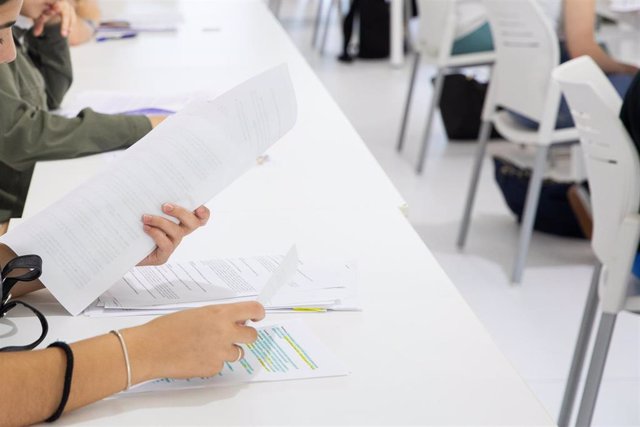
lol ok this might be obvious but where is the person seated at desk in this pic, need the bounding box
[0,0,165,223]
[0,2,264,424]
[0,202,264,426]
[450,0,493,56]
[509,0,639,128]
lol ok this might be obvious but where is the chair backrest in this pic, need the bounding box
[553,56,640,264]
[482,0,560,124]
[416,0,457,59]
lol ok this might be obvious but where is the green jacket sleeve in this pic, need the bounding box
[22,24,73,110]
[0,81,152,171]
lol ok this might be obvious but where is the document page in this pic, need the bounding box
[1,65,297,315]
[59,91,198,117]
[128,319,349,394]
[101,246,298,308]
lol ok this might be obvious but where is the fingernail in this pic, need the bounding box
[143,224,151,232]
[163,203,174,212]
[142,214,152,223]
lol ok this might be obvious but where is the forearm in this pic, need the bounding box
[564,0,638,74]
[0,244,44,298]
[0,94,152,171]
[68,19,96,46]
[0,333,128,426]
[75,0,101,23]
[24,24,73,109]
[567,39,637,74]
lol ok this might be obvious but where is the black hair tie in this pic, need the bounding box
[45,342,74,423]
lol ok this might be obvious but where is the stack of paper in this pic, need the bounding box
[609,0,640,12]
[99,11,184,33]
[84,246,359,317]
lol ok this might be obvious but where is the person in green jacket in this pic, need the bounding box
[0,0,165,221]
[0,3,264,424]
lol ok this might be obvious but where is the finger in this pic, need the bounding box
[142,224,174,263]
[194,206,210,225]
[233,324,259,344]
[33,16,46,36]
[58,3,71,36]
[230,301,266,323]
[162,203,201,233]
[143,214,183,244]
[33,7,55,36]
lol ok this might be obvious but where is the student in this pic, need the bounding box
[0,0,165,222]
[511,0,639,128]
[0,1,264,424]
[451,1,493,55]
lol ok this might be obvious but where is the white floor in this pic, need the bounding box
[275,1,640,425]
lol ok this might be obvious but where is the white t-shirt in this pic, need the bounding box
[455,0,564,39]
[537,0,564,34]
[455,0,488,38]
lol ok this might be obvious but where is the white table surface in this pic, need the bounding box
[5,0,553,424]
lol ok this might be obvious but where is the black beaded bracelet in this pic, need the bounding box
[45,342,74,423]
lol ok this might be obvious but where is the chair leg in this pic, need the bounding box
[274,0,282,17]
[320,0,337,54]
[557,262,602,427]
[312,0,324,48]
[269,0,282,17]
[575,312,617,427]
[456,120,493,249]
[415,68,447,174]
[397,52,422,153]
[510,145,549,285]
[403,0,414,52]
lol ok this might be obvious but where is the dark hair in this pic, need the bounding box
[0,0,10,6]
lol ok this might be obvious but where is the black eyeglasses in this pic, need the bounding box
[0,255,48,352]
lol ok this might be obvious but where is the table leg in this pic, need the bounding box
[390,0,403,67]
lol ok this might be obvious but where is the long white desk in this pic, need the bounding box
[3,0,553,424]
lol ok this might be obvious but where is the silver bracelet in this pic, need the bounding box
[110,329,132,391]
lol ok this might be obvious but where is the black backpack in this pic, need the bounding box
[339,0,390,61]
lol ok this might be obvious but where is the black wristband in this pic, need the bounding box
[45,342,74,423]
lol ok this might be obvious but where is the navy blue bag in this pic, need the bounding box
[493,156,587,238]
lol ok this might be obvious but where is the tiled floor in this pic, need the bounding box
[276,1,640,425]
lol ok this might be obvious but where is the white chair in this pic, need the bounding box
[554,56,640,427]
[312,0,344,54]
[396,0,495,174]
[456,0,579,284]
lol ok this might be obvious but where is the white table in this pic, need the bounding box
[3,0,553,424]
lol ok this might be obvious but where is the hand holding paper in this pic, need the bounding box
[0,65,297,315]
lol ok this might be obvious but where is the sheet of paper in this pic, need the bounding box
[83,259,359,317]
[127,319,349,394]
[101,246,298,308]
[257,245,298,305]
[99,11,183,32]
[609,0,640,12]
[1,65,297,315]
